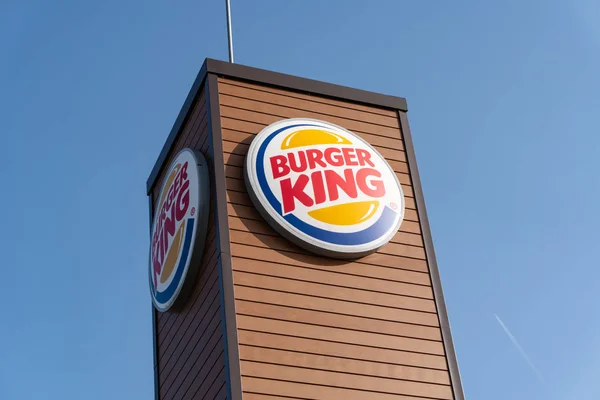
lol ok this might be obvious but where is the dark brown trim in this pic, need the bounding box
[204,58,407,111]
[206,73,243,400]
[151,307,159,400]
[146,58,407,194]
[148,195,160,400]
[398,111,465,400]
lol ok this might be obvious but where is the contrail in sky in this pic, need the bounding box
[494,313,547,386]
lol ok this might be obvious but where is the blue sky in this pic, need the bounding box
[1,0,599,399]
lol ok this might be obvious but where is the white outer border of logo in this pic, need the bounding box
[244,118,405,259]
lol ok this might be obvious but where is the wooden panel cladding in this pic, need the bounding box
[216,78,453,399]
[239,346,450,385]
[238,331,448,371]
[235,301,440,341]
[151,85,227,400]
[218,78,400,120]
[242,362,452,399]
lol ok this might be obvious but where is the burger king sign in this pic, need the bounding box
[245,118,405,259]
[149,148,210,312]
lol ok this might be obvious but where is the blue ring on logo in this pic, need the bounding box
[151,218,195,305]
[255,124,398,246]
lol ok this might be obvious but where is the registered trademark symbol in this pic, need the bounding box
[390,202,398,210]
[191,207,196,216]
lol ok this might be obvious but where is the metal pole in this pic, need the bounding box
[225,0,234,63]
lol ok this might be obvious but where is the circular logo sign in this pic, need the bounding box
[149,148,210,312]
[245,118,405,259]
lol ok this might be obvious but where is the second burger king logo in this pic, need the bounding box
[245,118,405,259]
[149,148,210,312]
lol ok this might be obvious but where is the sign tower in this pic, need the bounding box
[146,59,464,400]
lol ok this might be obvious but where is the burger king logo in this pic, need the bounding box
[245,118,405,259]
[149,148,210,312]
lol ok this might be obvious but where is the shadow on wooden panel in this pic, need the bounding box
[222,141,351,268]
[229,200,352,268]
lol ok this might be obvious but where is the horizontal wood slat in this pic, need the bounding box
[230,227,426,261]
[242,377,433,400]
[233,263,433,300]
[232,252,430,286]
[237,315,445,355]
[241,361,453,399]
[219,97,402,140]
[219,77,399,118]
[230,242,429,273]
[234,280,437,315]
[221,121,403,153]
[239,345,450,385]
[235,300,441,338]
[243,394,305,400]
[233,273,436,315]
[218,81,401,129]
[238,331,448,370]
